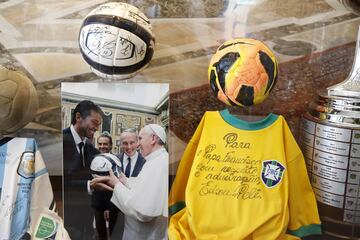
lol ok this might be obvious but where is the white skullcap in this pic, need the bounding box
[146,124,166,144]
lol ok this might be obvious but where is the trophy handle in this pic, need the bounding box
[328,26,360,97]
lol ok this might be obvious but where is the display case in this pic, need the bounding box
[1,0,360,239]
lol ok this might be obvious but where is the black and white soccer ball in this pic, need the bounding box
[90,153,122,177]
[79,2,155,80]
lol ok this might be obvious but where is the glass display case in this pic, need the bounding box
[1,0,360,239]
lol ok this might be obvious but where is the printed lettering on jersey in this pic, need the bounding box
[261,160,285,188]
[17,151,35,179]
[35,216,58,239]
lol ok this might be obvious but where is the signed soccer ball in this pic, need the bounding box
[79,2,155,80]
[90,153,122,177]
[0,66,38,134]
[208,38,278,107]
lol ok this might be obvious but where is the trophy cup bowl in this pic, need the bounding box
[300,26,360,239]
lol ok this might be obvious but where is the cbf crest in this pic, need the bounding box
[17,151,35,178]
[261,160,285,188]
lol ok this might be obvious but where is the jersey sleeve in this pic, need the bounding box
[29,139,71,239]
[168,113,206,216]
[31,140,55,212]
[283,120,322,238]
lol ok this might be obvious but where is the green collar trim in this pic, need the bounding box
[169,201,186,216]
[287,224,322,237]
[219,109,278,130]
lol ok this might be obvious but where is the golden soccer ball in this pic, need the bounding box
[0,66,38,134]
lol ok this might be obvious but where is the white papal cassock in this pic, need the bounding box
[111,147,168,240]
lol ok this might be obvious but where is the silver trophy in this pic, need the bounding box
[300,27,360,239]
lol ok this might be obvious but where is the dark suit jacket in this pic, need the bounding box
[117,151,146,177]
[91,151,146,210]
[63,127,100,239]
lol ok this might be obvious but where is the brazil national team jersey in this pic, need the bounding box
[0,137,70,240]
[169,110,321,240]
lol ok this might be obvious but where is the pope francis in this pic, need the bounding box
[91,124,168,240]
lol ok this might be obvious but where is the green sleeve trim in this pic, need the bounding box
[287,224,322,238]
[169,201,186,216]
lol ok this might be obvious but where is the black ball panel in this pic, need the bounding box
[209,69,219,96]
[213,52,240,92]
[259,51,276,94]
[236,85,254,106]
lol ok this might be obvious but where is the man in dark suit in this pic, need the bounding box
[117,128,146,178]
[97,133,112,154]
[92,128,145,240]
[116,128,146,238]
[63,100,103,239]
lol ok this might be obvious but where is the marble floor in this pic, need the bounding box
[0,0,357,175]
[1,0,360,238]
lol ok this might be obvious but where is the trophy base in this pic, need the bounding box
[300,92,360,239]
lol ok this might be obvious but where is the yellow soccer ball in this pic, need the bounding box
[208,38,279,107]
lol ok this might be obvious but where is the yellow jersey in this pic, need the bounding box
[169,110,321,240]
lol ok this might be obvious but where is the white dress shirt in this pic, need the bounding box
[70,125,93,194]
[70,124,86,153]
[122,151,139,177]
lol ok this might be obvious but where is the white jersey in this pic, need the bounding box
[0,138,70,240]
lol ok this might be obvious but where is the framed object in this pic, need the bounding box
[116,114,141,132]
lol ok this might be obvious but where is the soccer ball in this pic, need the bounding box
[0,66,38,134]
[90,153,122,177]
[79,2,155,80]
[208,38,278,107]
